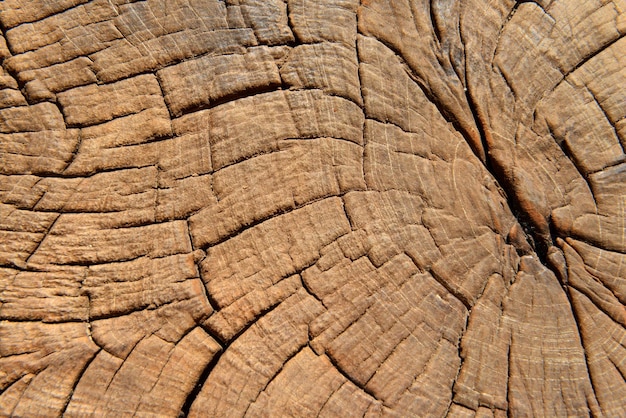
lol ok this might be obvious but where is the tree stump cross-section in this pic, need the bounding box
[0,0,625,416]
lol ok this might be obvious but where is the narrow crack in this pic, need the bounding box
[177,343,222,417]
[323,351,380,402]
[285,0,302,46]
[171,83,282,119]
[428,0,443,47]
[179,295,292,416]
[138,338,177,406]
[492,0,550,69]
[363,332,412,388]
[242,344,308,417]
[531,33,626,121]
[23,212,61,266]
[389,46,487,165]
[500,334,513,418]
[565,279,626,331]
[506,333,513,418]
[315,380,342,418]
[607,353,626,384]
[21,164,159,180]
[6,371,37,417]
[211,133,361,174]
[564,286,603,417]
[426,266,472,310]
[0,0,101,32]
[194,258,221,315]
[562,33,625,82]
[448,309,472,411]
[587,86,626,155]
[61,129,83,174]
[197,193,357,250]
[546,122,598,210]
[300,273,329,311]
[58,347,101,416]
[154,71,176,121]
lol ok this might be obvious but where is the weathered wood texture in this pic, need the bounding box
[0,0,625,416]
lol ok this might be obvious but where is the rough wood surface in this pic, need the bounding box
[0,0,625,416]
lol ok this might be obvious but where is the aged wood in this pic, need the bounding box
[1,0,625,416]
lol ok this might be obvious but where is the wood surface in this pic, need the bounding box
[0,0,625,416]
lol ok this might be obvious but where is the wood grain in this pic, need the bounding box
[1,0,624,416]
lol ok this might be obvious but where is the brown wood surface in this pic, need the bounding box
[0,0,625,416]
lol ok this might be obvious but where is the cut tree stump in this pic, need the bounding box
[0,0,625,416]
